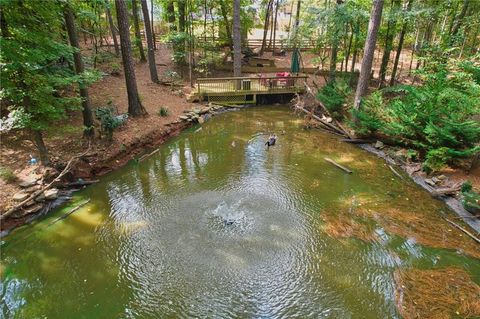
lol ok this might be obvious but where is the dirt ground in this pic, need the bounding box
[0,44,197,213]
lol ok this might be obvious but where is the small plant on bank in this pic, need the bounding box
[0,166,17,183]
[158,106,169,117]
[95,105,127,141]
[461,181,480,215]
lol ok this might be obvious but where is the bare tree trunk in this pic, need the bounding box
[328,0,343,83]
[272,0,279,55]
[115,0,146,116]
[233,0,242,78]
[349,19,360,86]
[64,5,95,138]
[345,23,353,72]
[268,1,275,48]
[105,0,120,56]
[353,0,384,113]
[140,0,159,83]
[260,0,274,55]
[33,130,49,166]
[379,0,400,87]
[132,0,146,62]
[390,0,413,86]
[151,0,156,50]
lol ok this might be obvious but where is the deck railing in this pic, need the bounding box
[197,75,308,95]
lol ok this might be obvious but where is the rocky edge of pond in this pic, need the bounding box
[0,103,237,235]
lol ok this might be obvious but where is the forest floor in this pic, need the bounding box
[1,43,478,227]
[0,44,198,216]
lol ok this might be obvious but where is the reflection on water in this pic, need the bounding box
[1,106,479,318]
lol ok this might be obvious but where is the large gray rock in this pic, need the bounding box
[19,177,38,188]
[44,188,59,200]
[13,192,29,202]
[374,140,384,149]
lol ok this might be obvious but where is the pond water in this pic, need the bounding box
[1,106,479,318]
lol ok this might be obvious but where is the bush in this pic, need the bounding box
[354,60,480,172]
[0,166,17,183]
[95,106,126,141]
[317,80,351,119]
[158,106,169,117]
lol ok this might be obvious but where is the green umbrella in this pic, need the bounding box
[291,48,300,74]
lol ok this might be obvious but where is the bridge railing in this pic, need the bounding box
[197,75,308,95]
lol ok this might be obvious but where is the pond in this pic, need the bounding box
[1,106,479,318]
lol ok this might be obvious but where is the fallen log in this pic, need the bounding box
[295,106,348,137]
[341,138,372,144]
[1,143,91,221]
[445,218,480,244]
[47,199,91,227]
[325,157,352,174]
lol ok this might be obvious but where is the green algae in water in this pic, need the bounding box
[1,106,479,318]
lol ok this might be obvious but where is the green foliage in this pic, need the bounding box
[461,181,473,193]
[158,106,169,117]
[317,80,351,119]
[0,166,17,183]
[354,60,480,172]
[95,105,126,141]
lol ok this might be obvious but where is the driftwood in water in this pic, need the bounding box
[445,218,480,244]
[431,185,462,197]
[341,138,372,144]
[296,105,348,137]
[388,165,404,180]
[47,199,91,227]
[325,157,352,174]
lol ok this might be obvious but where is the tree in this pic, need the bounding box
[64,3,95,138]
[105,0,120,56]
[378,0,400,87]
[140,0,159,83]
[390,0,413,86]
[131,0,146,62]
[328,0,345,83]
[353,0,384,112]
[233,0,242,77]
[260,0,274,55]
[115,0,146,116]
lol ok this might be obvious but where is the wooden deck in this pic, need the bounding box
[195,75,308,104]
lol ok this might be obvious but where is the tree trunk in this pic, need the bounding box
[178,0,186,33]
[233,0,242,78]
[64,5,95,138]
[390,0,413,86]
[115,0,146,116]
[151,0,156,50]
[166,0,176,31]
[33,130,49,166]
[260,0,274,55]
[353,0,384,113]
[272,0,279,55]
[328,1,343,83]
[140,0,159,83]
[349,19,360,86]
[132,0,146,62]
[345,23,354,72]
[105,0,120,56]
[450,0,469,45]
[379,0,400,87]
[219,0,232,49]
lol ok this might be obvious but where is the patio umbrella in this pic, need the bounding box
[291,48,300,74]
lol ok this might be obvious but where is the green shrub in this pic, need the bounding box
[354,60,480,172]
[0,166,17,183]
[95,106,126,141]
[461,181,473,193]
[317,80,351,119]
[158,106,169,117]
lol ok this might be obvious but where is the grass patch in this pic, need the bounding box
[158,106,169,117]
[0,166,17,183]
